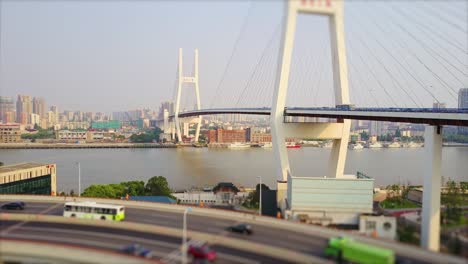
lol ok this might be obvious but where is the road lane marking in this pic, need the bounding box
[16,226,179,250]
[0,213,330,264]
[0,203,62,235]
[216,253,261,264]
[2,233,170,259]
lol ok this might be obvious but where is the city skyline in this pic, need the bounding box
[0,1,466,112]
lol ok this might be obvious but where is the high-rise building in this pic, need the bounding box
[458,88,468,135]
[32,97,46,118]
[159,101,174,119]
[16,95,33,124]
[369,121,383,137]
[0,96,15,123]
[30,113,41,126]
[50,106,59,124]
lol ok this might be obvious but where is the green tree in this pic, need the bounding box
[360,131,369,141]
[121,181,145,196]
[244,184,270,208]
[145,176,174,197]
[442,179,463,224]
[0,162,3,166]
[81,184,120,198]
[395,128,401,138]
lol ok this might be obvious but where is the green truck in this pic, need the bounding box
[325,237,395,264]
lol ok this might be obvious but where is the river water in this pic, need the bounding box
[1,147,467,193]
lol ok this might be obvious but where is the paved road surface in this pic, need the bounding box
[0,200,449,264]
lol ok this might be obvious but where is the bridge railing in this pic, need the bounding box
[288,107,468,113]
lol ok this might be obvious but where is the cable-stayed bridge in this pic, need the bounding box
[157,0,467,253]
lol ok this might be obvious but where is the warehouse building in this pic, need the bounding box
[0,163,57,195]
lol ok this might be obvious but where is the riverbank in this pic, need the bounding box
[0,143,178,149]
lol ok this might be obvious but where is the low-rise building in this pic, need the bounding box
[0,163,57,195]
[208,129,246,143]
[285,176,374,225]
[359,215,397,240]
[57,130,104,141]
[0,123,22,143]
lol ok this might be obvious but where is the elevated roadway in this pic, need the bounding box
[168,107,468,126]
[1,196,466,264]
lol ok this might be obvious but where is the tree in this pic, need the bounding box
[145,176,173,197]
[121,181,145,196]
[395,128,401,138]
[360,131,369,141]
[443,179,462,223]
[244,184,270,208]
[82,184,118,198]
[0,162,3,166]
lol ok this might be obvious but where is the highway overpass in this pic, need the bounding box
[0,195,466,264]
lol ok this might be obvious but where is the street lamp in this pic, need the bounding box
[182,207,192,264]
[76,162,81,197]
[257,176,262,216]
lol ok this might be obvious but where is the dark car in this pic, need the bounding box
[188,244,217,261]
[1,202,25,210]
[226,223,252,235]
[120,244,152,258]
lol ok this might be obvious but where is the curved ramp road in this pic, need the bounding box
[0,196,466,264]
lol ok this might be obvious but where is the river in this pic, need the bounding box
[1,147,467,193]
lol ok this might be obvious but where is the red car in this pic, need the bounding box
[188,244,217,262]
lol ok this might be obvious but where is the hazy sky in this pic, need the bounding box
[0,0,467,113]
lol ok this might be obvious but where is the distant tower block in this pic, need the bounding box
[174,48,202,143]
[271,0,351,204]
[163,109,169,132]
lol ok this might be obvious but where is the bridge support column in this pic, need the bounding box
[270,1,352,213]
[328,119,350,178]
[421,125,442,251]
[174,48,202,143]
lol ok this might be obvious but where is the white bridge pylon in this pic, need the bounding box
[271,0,351,200]
[174,48,202,143]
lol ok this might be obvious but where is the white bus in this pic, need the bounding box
[63,201,125,221]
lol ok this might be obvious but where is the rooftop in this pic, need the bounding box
[0,163,53,174]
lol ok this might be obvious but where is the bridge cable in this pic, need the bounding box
[347,50,380,107]
[249,38,278,108]
[384,5,460,99]
[247,26,280,108]
[347,25,417,107]
[209,2,253,109]
[418,2,468,36]
[432,1,468,21]
[364,6,457,103]
[346,37,399,107]
[351,7,440,105]
[391,5,468,82]
[307,39,327,106]
[235,23,281,108]
[312,47,328,106]
[388,5,467,55]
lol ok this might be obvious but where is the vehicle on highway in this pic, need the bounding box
[324,237,394,264]
[63,201,125,221]
[120,244,152,258]
[1,201,25,210]
[226,223,252,235]
[188,244,217,262]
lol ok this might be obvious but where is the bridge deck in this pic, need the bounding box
[167,107,468,126]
